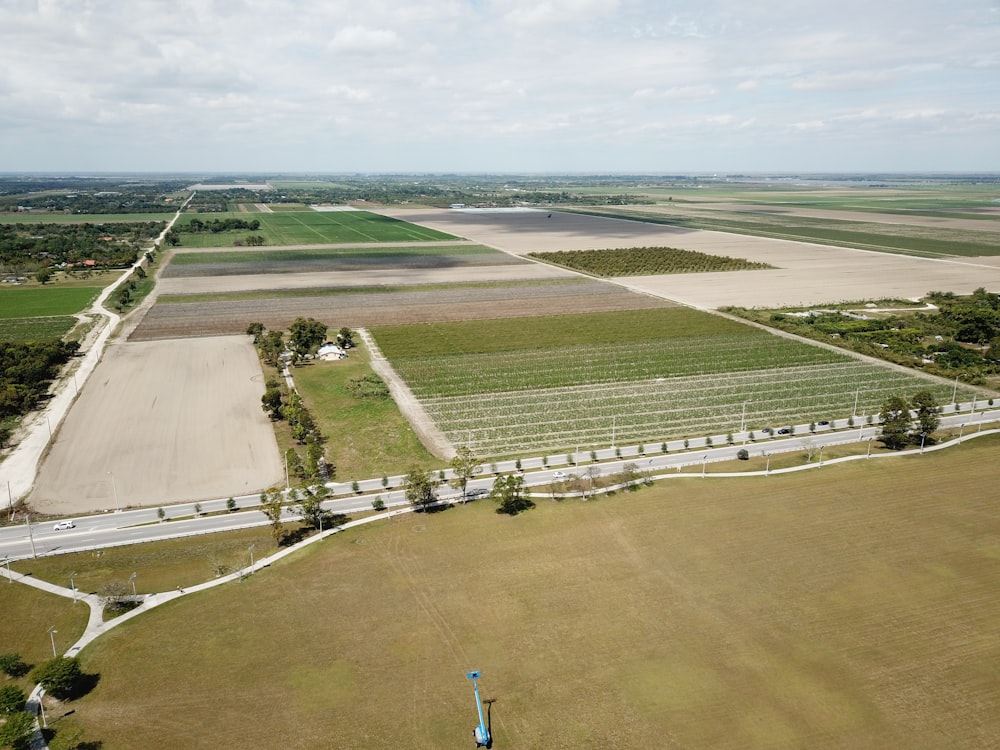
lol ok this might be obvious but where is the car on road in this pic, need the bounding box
[552,470,567,479]
[53,520,76,531]
[465,488,488,500]
[777,427,791,435]
[817,420,830,426]
[761,427,772,434]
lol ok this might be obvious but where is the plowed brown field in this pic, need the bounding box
[129,280,674,340]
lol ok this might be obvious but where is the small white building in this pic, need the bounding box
[316,343,347,361]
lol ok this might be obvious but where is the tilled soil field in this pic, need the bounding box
[130,280,674,340]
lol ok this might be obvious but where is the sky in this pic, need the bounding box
[1,0,999,174]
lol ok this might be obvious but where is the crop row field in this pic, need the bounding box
[372,308,972,456]
[164,244,520,277]
[130,279,672,340]
[0,315,78,342]
[173,208,456,247]
[528,246,774,276]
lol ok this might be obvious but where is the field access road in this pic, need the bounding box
[1,407,996,563]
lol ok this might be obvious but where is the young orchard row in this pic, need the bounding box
[420,364,963,456]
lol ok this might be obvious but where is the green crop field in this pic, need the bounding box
[173,209,457,247]
[372,308,973,455]
[164,244,516,277]
[0,315,77,342]
[0,286,100,318]
[528,246,774,276]
[12,436,998,749]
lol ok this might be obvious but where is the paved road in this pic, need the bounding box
[2,407,996,562]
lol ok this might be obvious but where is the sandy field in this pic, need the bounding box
[29,336,282,514]
[374,208,1000,308]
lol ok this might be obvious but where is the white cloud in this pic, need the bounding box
[0,0,996,171]
[327,25,402,53]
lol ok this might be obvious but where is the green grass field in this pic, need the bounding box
[9,435,997,749]
[371,308,970,455]
[287,343,437,480]
[0,286,100,318]
[173,209,457,247]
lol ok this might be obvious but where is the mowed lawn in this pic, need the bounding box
[286,345,437,480]
[173,209,457,247]
[54,436,1000,749]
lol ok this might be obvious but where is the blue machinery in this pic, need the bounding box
[466,670,491,747]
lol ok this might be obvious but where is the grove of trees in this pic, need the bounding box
[880,390,942,450]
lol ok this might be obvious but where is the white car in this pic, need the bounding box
[53,520,76,531]
[552,470,567,479]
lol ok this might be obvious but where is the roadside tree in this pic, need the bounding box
[260,489,285,544]
[879,395,912,450]
[910,390,941,442]
[491,475,533,515]
[404,467,437,510]
[449,445,481,501]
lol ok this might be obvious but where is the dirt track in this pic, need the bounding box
[29,336,282,514]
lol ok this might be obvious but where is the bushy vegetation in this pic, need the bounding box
[0,653,29,678]
[726,289,1000,387]
[31,657,82,699]
[180,217,261,234]
[528,246,773,276]
[0,340,79,420]
[0,221,163,273]
[346,373,389,399]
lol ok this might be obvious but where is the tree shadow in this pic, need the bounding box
[67,671,101,700]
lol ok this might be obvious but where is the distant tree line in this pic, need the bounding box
[0,177,188,214]
[180,217,261,234]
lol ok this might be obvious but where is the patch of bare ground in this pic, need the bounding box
[28,336,282,514]
[661,202,1000,232]
[373,208,1000,309]
[130,281,673,340]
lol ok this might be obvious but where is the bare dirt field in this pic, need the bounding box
[29,336,282,514]
[374,208,1000,308]
[130,279,672,340]
[155,261,568,295]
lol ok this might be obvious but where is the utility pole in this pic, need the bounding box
[26,514,37,559]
